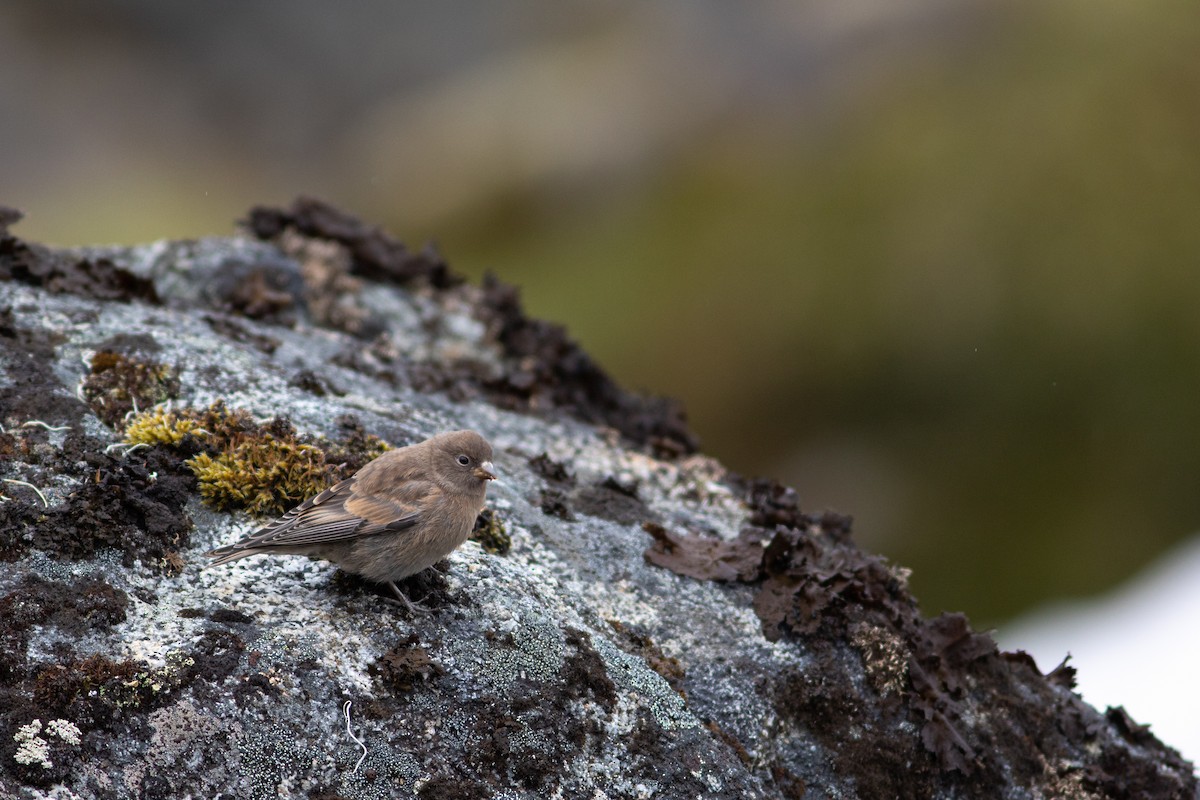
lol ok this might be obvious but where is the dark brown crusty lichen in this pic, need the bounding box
[1,206,158,304]
[81,350,181,429]
[243,196,461,290]
[642,522,763,583]
[642,475,1197,798]
[0,440,194,574]
[241,196,699,459]
[607,619,686,696]
[369,634,444,694]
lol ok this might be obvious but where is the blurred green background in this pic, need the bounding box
[3,0,1198,627]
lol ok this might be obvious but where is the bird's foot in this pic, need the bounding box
[384,581,426,615]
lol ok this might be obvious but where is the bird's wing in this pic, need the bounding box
[205,476,435,560]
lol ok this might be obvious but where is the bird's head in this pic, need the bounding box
[431,429,496,490]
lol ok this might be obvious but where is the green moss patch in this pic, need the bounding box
[123,402,390,518]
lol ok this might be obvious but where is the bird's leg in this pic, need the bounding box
[387,581,423,614]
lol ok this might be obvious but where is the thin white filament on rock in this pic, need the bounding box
[3,478,47,507]
[343,700,367,773]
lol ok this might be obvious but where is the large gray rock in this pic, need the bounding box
[0,200,1194,799]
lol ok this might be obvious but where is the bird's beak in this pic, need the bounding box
[475,461,497,482]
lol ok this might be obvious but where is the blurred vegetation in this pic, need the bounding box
[433,0,1200,624]
[6,0,1199,626]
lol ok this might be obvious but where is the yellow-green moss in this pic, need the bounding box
[123,401,391,517]
[188,438,332,516]
[123,410,205,447]
[123,400,253,449]
[180,400,256,448]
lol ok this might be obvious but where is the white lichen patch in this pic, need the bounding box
[13,718,82,769]
[45,719,82,746]
[14,720,52,769]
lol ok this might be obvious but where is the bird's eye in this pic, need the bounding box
[457,455,470,466]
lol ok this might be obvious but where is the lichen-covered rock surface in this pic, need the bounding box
[1,200,1195,799]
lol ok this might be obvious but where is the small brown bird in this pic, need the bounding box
[205,430,496,610]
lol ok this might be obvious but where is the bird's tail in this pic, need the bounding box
[203,543,257,568]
